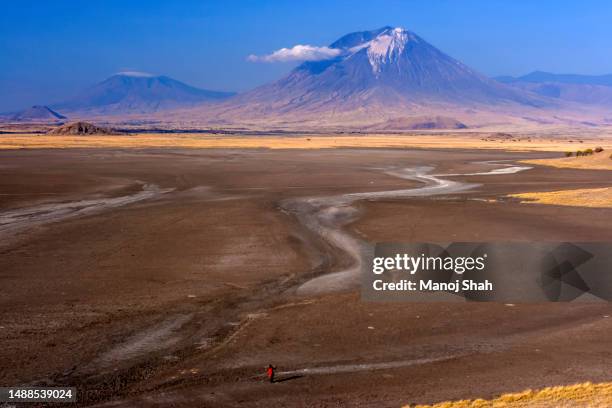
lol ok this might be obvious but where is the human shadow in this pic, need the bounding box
[273,374,304,383]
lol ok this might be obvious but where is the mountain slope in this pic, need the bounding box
[205,26,550,126]
[498,71,612,87]
[6,105,67,122]
[53,73,235,114]
[497,71,612,106]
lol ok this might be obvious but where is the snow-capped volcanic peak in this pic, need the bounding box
[226,26,548,120]
[366,27,414,74]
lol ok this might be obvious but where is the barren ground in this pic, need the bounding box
[0,145,611,407]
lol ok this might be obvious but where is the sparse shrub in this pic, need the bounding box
[576,150,583,156]
[595,146,604,153]
[565,151,573,157]
[584,148,594,155]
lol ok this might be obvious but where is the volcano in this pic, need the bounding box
[53,72,235,115]
[203,26,551,127]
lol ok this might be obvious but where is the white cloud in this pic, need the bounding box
[116,71,155,78]
[247,44,341,63]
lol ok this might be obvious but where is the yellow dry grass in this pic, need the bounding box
[1,133,611,152]
[405,382,612,408]
[523,151,612,170]
[509,187,612,208]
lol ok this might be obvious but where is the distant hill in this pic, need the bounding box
[367,116,467,131]
[53,72,236,114]
[6,105,66,122]
[497,71,612,106]
[48,121,119,135]
[497,71,612,87]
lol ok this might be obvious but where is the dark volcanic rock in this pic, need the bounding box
[48,122,119,135]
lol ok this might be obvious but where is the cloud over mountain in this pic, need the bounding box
[248,44,341,62]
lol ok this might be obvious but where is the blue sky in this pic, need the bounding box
[1,0,612,111]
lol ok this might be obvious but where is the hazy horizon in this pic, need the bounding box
[2,0,612,111]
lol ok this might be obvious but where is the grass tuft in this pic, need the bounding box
[404,382,612,407]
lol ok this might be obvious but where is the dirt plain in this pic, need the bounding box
[0,145,611,407]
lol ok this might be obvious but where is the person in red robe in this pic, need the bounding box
[266,364,276,383]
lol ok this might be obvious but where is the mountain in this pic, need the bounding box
[497,71,612,86]
[199,26,551,127]
[497,71,612,106]
[53,72,236,114]
[6,105,67,122]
